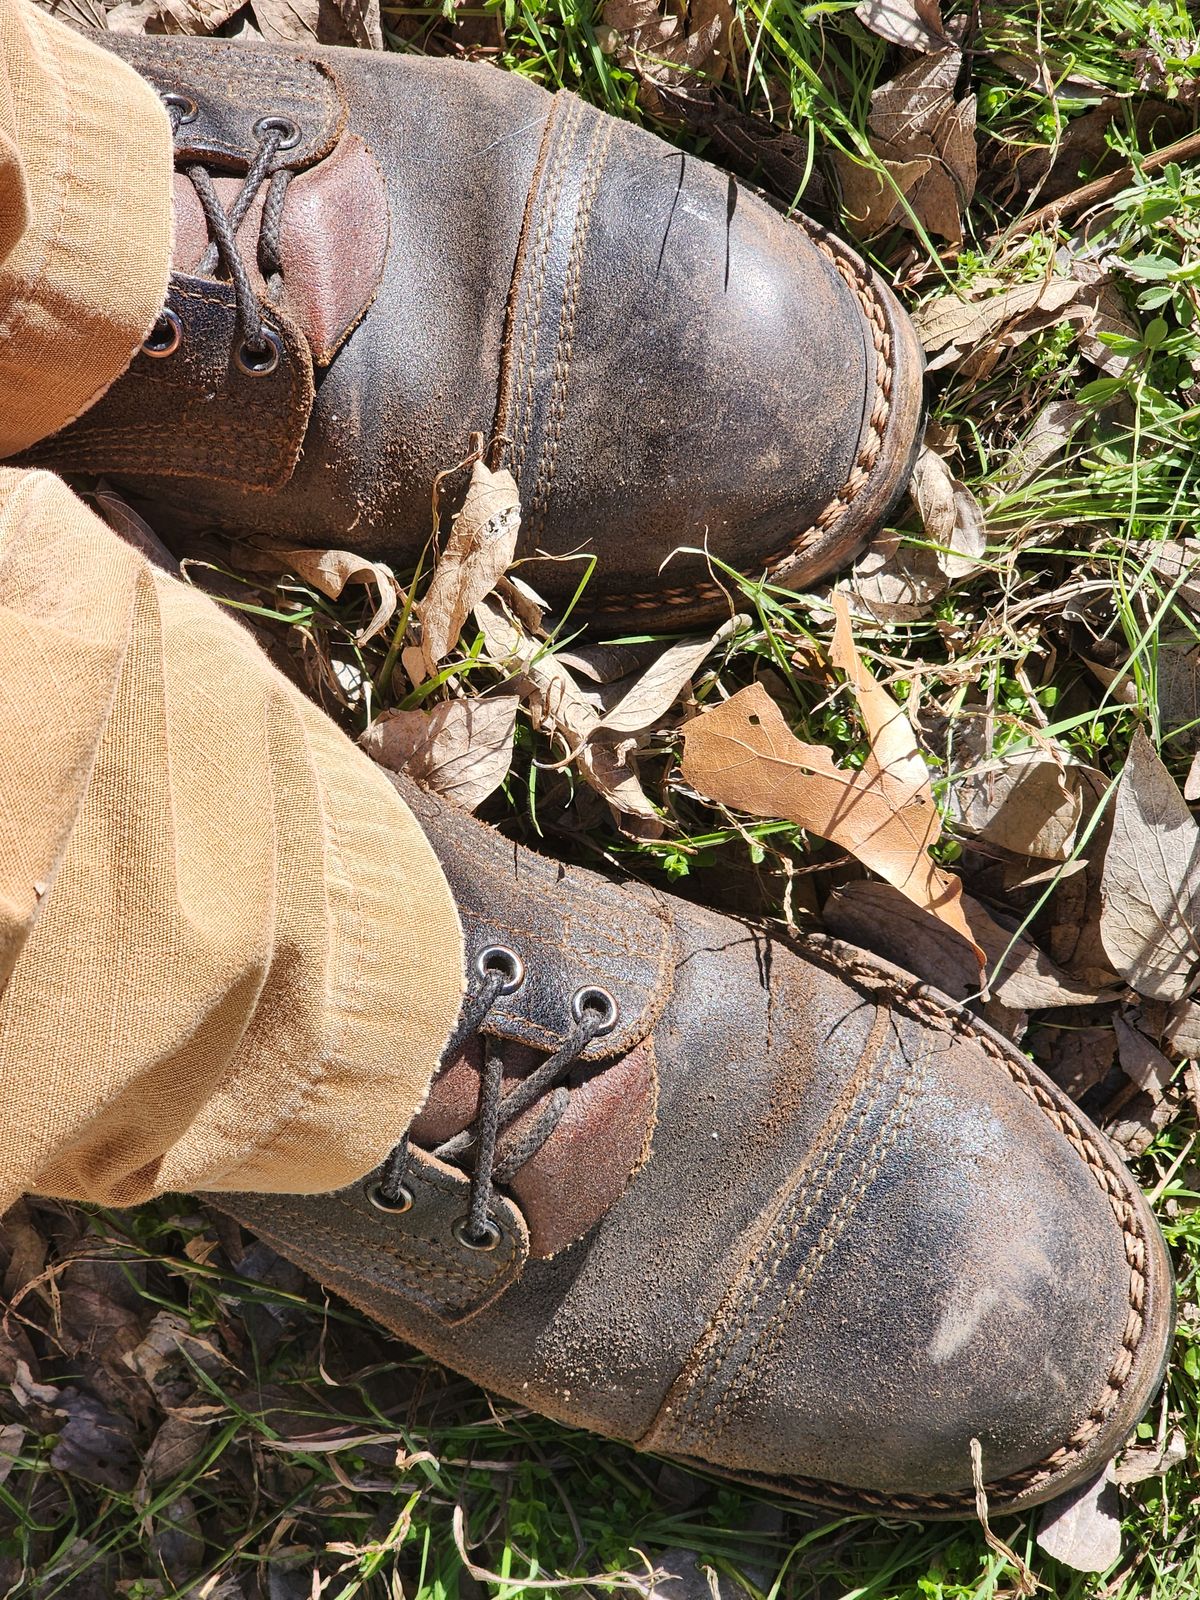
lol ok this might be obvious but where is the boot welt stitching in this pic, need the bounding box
[508,97,584,485]
[669,1000,900,1433]
[527,113,618,536]
[690,1017,935,1445]
[707,1035,932,1443]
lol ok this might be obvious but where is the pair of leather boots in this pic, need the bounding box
[17,30,1173,1519]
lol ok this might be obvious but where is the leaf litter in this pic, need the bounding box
[16,0,1200,1589]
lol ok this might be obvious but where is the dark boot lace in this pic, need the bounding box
[369,947,619,1250]
[143,92,296,375]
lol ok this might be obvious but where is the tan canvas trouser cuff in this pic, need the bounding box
[0,0,173,455]
[0,468,464,1213]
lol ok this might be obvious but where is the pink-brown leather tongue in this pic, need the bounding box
[410,1037,658,1259]
[171,131,389,366]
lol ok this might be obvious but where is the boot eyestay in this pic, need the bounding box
[175,118,296,375]
[234,328,283,377]
[475,945,525,994]
[162,92,197,126]
[365,1178,413,1214]
[571,986,619,1035]
[252,115,302,151]
[142,309,182,359]
[452,1216,502,1252]
[375,953,618,1250]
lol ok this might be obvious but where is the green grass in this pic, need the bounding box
[7,0,1200,1594]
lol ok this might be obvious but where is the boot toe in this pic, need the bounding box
[647,956,1173,1515]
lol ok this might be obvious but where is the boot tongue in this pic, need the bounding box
[410,1029,657,1261]
[171,129,389,367]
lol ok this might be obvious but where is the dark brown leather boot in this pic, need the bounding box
[223,779,1173,1518]
[18,33,923,628]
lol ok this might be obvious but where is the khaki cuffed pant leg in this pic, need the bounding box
[0,2,464,1216]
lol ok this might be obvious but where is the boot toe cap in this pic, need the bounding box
[650,969,1173,1515]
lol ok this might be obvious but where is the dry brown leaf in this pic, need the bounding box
[681,599,980,951]
[915,278,1088,369]
[0,1423,25,1489]
[409,459,522,682]
[1114,1013,1176,1102]
[854,0,948,52]
[1036,1471,1122,1575]
[838,530,945,624]
[1157,639,1200,752]
[994,397,1085,489]
[1100,728,1200,1001]
[909,444,986,580]
[107,0,241,32]
[1112,1427,1187,1485]
[829,151,932,238]
[362,698,519,812]
[595,615,742,737]
[602,0,733,113]
[834,50,976,242]
[474,596,662,827]
[824,881,1114,1008]
[257,547,399,645]
[955,749,1084,860]
[250,0,378,46]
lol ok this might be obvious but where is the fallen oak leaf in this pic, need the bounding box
[681,598,981,953]
[362,697,519,812]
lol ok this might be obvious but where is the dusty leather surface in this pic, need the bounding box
[222,787,1173,1518]
[24,34,924,625]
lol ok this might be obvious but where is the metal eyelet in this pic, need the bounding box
[452,1216,502,1252]
[162,92,198,124]
[475,945,525,994]
[142,309,182,359]
[570,986,619,1035]
[364,1179,414,1214]
[234,327,283,377]
[252,114,302,150]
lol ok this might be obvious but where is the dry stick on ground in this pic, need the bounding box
[1000,127,1200,240]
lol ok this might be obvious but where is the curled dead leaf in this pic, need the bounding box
[823,880,1116,1008]
[854,0,949,52]
[247,546,399,645]
[915,278,1090,372]
[832,50,976,243]
[595,615,743,736]
[680,597,981,952]
[954,749,1084,861]
[838,529,946,625]
[1100,728,1200,1002]
[408,458,522,684]
[601,0,734,115]
[909,444,986,580]
[363,697,519,812]
[474,596,662,830]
